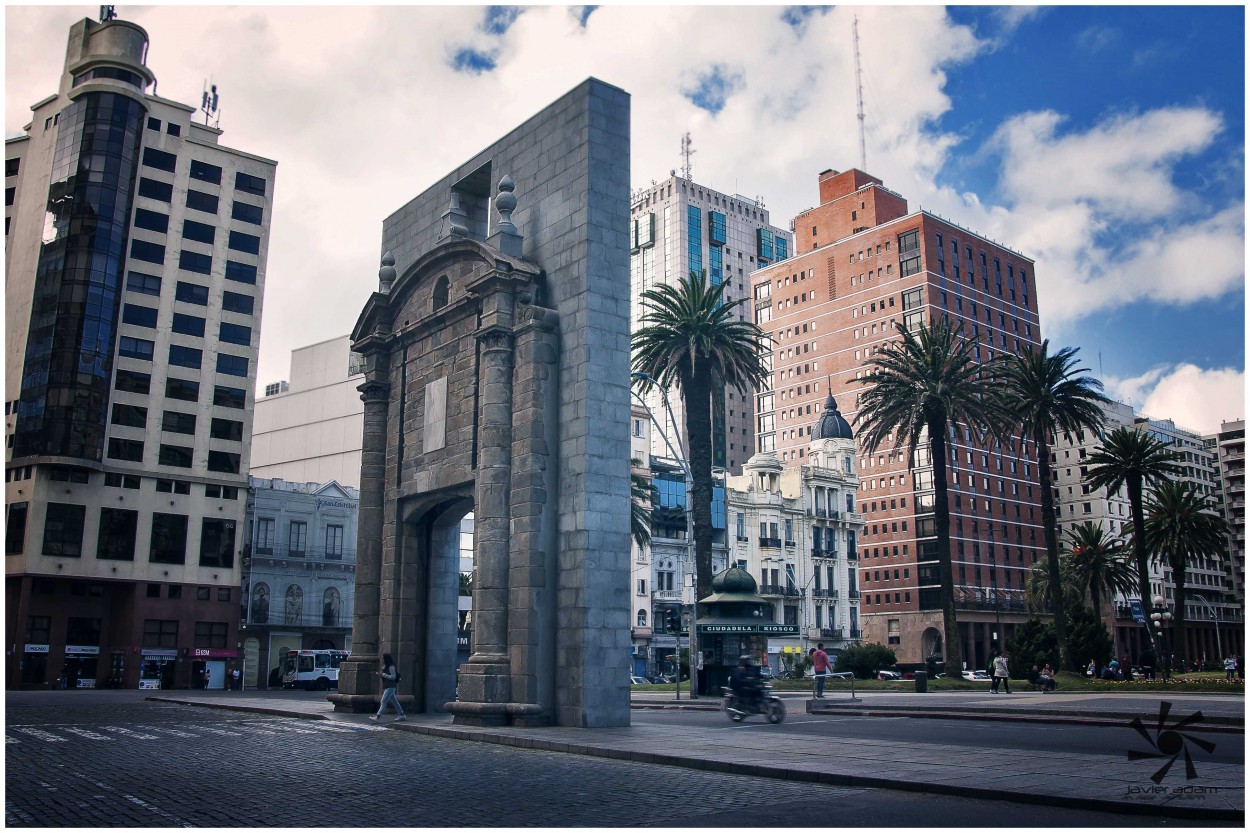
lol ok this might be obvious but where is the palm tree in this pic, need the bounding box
[630,458,654,551]
[1144,481,1228,667]
[1084,426,1182,655]
[632,270,771,609]
[855,316,1014,678]
[1066,521,1135,635]
[1002,342,1109,671]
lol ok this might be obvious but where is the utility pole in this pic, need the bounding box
[853,14,867,172]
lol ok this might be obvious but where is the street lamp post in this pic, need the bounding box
[1150,595,1173,681]
[631,372,699,699]
[1190,593,1221,669]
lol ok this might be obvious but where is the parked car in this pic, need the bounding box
[630,676,650,686]
[875,670,902,681]
[962,670,991,681]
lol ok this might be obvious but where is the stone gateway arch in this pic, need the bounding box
[328,80,633,727]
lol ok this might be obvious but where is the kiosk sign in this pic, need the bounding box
[699,624,800,635]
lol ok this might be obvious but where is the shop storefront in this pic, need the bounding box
[21,643,49,687]
[187,647,237,690]
[696,567,799,693]
[139,649,178,690]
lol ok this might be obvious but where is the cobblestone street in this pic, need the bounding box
[5,695,1229,827]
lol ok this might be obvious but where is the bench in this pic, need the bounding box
[1024,676,1057,693]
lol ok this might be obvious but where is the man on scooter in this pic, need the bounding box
[729,655,764,711]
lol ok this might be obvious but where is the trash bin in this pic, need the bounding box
[914,670,927,693]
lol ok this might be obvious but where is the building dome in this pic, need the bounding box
[813,394,854,440]
[744,451,782,471]
[711,566,758,595]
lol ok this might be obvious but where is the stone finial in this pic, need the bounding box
[378,251,396,294]
[487,174,523,257]
[440,191,469,241]
[495,175,518,235]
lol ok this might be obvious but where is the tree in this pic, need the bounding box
[1002,342,1109,671]
[1144,481,1228,667]
[1084,426,1182,656]
[1066,521,1135,631]
[632,270,771,610]
[1065,603,1114,674]
[855,316,1013,678]
[1006,617,1058,674]
[833,643,898,680]
[629,458,654,552]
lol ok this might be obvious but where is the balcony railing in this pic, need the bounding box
[847,590,860,600]
[812,588,838,599]
[848,628,862,639]
[759,584,800,597]
[252,544,356,564]
[654,590,681,600]
[821,628,843,639]
[758,537,782,549]
[784,540,796,548]
[244,611,352,628]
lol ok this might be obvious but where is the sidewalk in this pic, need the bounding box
[149,691,1244,822]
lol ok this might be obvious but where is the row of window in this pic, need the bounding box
[122,302,252,345]
[109,402,243,440]
[129,224,261,263]
[140,149,267,197]
[106,438,240,473]
[115,369,245,412]
[254,518,347,558]
[128,273,255,314]
[6,502,235,567]
[117,336,250,377]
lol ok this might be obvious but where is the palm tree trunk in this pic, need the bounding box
[927,411,964,678]
[681,369,714,613]
[1127,476,1157,656]
[1171,550,1189,668]
[1034,426,1071,670]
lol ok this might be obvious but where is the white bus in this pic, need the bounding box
[280,649,349,690]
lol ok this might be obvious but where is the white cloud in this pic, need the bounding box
[1108,364,1246,435]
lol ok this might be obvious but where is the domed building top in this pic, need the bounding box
[711,566,757,595]
[813,394,854,440]
[744,451,782,471]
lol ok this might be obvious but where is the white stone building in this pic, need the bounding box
[4,14,275,690]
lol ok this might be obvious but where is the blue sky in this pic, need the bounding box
[5,5,1244,433]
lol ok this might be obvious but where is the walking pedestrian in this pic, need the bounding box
[992,651,1012,694]
[1139,648,1156,681]
[811,643,831,698]
[371,653,406,722]
[1225,655,1238,681]
[231,667,241,691]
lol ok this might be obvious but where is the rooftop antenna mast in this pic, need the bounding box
[200,81,220,128]
[99,6,117,22]
[680,132,695,181]
[853,14,867,172]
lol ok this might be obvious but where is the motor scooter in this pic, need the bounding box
[722,683,785,723]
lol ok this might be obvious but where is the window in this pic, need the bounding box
[221,291,253,315]
[209,418,243,441]
[216,353,249,377]
[231,201,263,224]
[326,525,344,558]
[142,147,177,173]
[168,585,182,599]
[235,171,267,196]
[150,513,188,564]
[103,473,140,489]
[256,519,274,554]
[193,621,228,650]
[126,271,162,296]
[165,377,199,402]
[199,519,235,568]
[170,313,205,338]
[146,117,161,131]
[142,619,178,648]
[155,479,190,494]
[178,250,212,274]
[186,189,219,214]
[42,503,86,557]
[133,208,169,234]
[138,177,172,201]
[166,123,181,137]
[97,508,138,561]
[196,587,211,601]
[207,450,240,474]
[158,444,193,468]
[182,220,215,245]
[122,304,158,328]
[214,386,246,409]
[168,345,202,369]
[107,438,144,462]
[289,521,308,555]
[115,369,151,394]
[161,411,196,434]
[111,403,147,428]
[6,502,28,554]
[228,230,260,254]
[175,281,209,305]
[5,158,19,177]
[218,322,251,345]
[225,260,257,284]
[129,239,166,265]
[189,160,222,185]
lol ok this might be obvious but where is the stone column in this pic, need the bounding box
[330,375,390,711]
[447,327,517,725]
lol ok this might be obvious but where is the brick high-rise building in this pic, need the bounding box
[4,14,276,690]
[751,168,1043,668]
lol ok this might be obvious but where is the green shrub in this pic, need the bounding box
[833,643,898,680]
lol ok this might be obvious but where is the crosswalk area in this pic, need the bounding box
[6,718,387,745]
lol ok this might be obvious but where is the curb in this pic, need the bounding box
[806,705,1245,733]
[146,696,331,721]
[387,721,1242,822]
